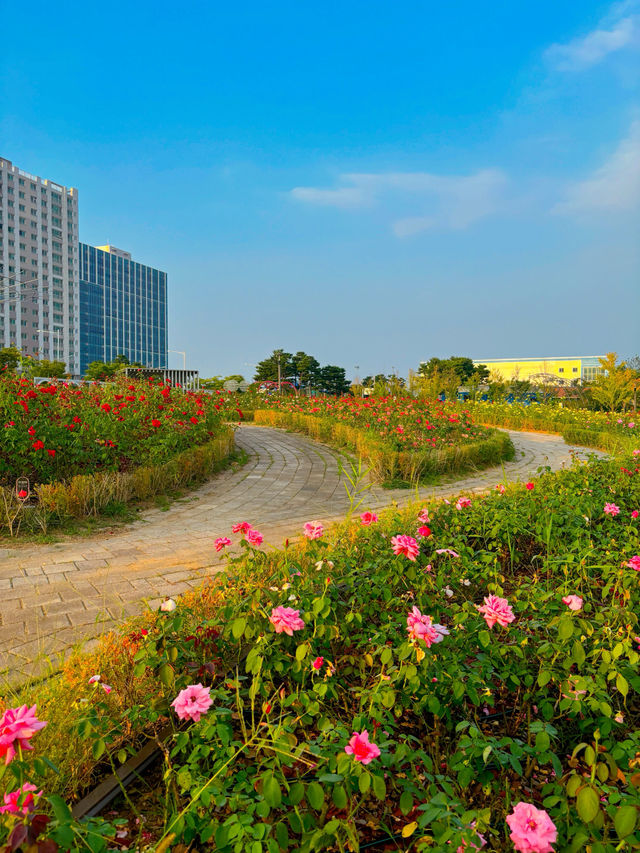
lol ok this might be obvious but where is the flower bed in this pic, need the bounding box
[463,402,638,455]
[253,397,514,483]
[0,375,242,533]
[2,443,639,851]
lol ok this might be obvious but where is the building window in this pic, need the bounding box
[558,368,564,373]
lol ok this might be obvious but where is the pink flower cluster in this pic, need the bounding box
[0,704,47,765]
[229,521,263,547]
[476,594,515,629]
[0,783,41,816]
[506,802,557,853]
[171,683,213,722]
[406,607,449,647]
[627,555,640,571]
[344,729,380,764]
[456,496,472,510]
[270,606,305,636]
[391,534,420,561]
[604,502,620,516]
[562,595,583,611]
[303,520,324,540]
[360,511,378,526]
[418,508,430,524]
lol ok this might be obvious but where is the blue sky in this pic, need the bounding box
[2,0,638,378]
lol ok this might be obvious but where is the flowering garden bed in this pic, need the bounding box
[253,397,514,484]
[1,441,639,851]
[462,402,638,456]
[0,375,241,534]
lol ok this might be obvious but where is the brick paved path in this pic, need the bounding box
[0,426,600,685]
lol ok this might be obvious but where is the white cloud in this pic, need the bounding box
[555,121,640,214]
[290,168,508,234]
[545,11,638,71]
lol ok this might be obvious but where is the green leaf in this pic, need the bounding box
[614,806,637,839]
[572,641,585,666]
[306,781,325,810]
[262,773,282,808]
[380,647,392,665]
[332,785,348,809]
[288,781,304,806]
[537,670,552,687]
[358,772,371,794]
[558,619,574,641]
[576,786,600,823]
[478,630,491,649]
[47,794,72,823]
[92,738,106,760]
[566,776,582,797]
[158,663,174,686]
[372,774,386,801]
[275,823,289,849]
[295,643,308,662]
[535,732,551,752]
[616,673,629,697]
[232,617,247,640]
[399,790,413,815]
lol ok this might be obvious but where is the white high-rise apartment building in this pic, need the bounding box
[0,157,79,374]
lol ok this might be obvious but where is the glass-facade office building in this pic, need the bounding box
[79,243,167,375]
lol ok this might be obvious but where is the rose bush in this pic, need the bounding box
[1,436,638,851]
[0,373,241,487]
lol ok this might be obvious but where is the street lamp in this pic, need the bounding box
[168,349,186,370]
[36,327,62,361]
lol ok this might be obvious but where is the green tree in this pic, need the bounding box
[0,346,22,371]
[27,359,66,378]
[590,352,635,412]
[319,365,350,395]
[85,361,119,381]
[254,349,295,383]
[292,352,321,389]
[419,356,486,383]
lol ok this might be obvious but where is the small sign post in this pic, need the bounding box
[16,477,30,502]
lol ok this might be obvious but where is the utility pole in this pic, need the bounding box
[277,352,282,393]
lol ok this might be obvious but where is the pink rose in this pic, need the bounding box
[360,511,379,526]
[525,482,535,491]
[0,705,47,765]
[344,729,381,765]
[0,783,41,816]
[604,502,620,516]
[303,520,324,540]
[407,607,449,647]
[476,594,515,629]
[232,521,252,534]
[311,656,324,671]
[418,508,430,524]
[391,534,420,561]
[270,606,305,636]
[562,594,583,611]
[506,802,557,853]
[456,497,472,510]
[631,510,639,519]
[215,536,232,552]
[246,528,263,547]
[627,555,640,571]
[171,684,213,722]
[495,484,506,494]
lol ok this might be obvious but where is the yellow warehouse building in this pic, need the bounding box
[472,356,605,384]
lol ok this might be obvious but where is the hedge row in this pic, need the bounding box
[0,428,235,536]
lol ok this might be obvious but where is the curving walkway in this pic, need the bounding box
[0,426,601,684]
